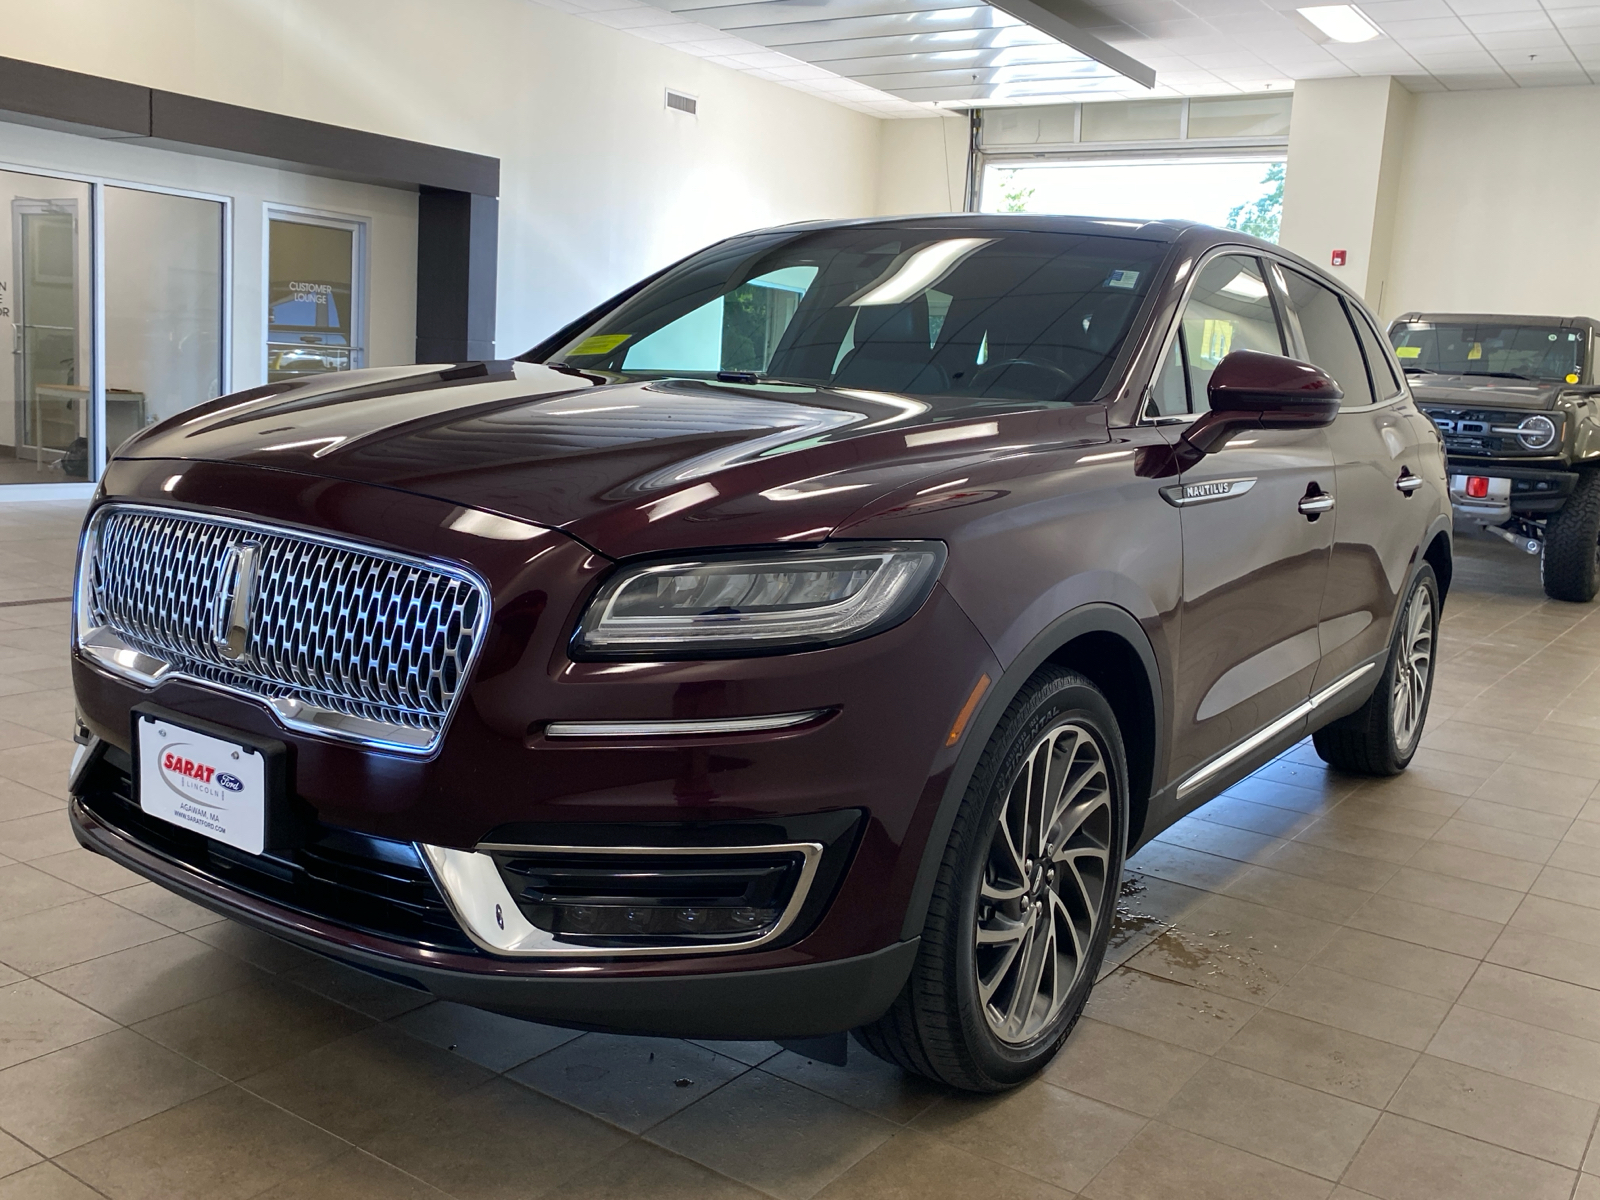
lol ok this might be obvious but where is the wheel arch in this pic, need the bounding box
[1423,523,1453,603]
[898,602,1165,941]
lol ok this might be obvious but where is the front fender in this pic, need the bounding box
[897,601,1164,940]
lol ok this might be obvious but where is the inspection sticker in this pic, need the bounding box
[569,333,631,356]
[1104,269,1140,289]
[138,717,267,855]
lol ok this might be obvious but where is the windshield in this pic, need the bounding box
[546,228,1167,404]
[1389,321,1586,382]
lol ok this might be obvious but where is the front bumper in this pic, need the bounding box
[69,787,917,1038]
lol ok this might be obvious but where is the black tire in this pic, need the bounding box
[1543,469,1600,603]
[854,667,1128,1092]
[1313,564,1439,776]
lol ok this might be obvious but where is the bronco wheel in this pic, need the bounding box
[854,667,1127,1091]
[1313,564,1438,775]
[1543,468,1600,603]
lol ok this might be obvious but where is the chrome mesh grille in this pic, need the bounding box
[85,507,487,746]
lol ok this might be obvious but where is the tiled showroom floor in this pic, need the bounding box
[1,501,1599,1200]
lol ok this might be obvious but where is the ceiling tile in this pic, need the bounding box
[1461,9,1555,31]
[1360,0,1459,17]
[1445,0,1544,13]
[1395,32,1488,49]
[1550,6,1600,26]
[1475,26,1566,43]
[1380,15,1472,34]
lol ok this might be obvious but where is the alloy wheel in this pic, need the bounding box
[1391,585,1434,751]
[975,721,1112,1045]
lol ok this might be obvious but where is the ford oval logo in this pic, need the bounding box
[216,773,244,793]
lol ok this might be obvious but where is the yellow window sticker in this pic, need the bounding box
[570,334,631,356]
[1568,373,1581,384]
[1467,342,1482,360]
[1395,346,1421,359]
[1199,319,1234,363]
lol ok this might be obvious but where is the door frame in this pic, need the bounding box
[11,196,80,466]
[262,204,367,387]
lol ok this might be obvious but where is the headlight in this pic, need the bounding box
[1491,413,1561,451]
[572,541,947,659]
[1515,414,1559,451]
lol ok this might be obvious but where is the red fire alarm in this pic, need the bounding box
[1331,249,1347,266]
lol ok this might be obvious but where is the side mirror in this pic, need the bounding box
[1182,350,1342,455]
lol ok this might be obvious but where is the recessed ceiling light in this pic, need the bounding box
[1297,4,1383,42]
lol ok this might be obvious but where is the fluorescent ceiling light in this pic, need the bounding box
[1220,272,1269,301]
[852,239,992,306]
[1298,5,1383,42]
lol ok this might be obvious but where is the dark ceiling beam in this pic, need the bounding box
[0,56,498,196]
[986,0,1157,89]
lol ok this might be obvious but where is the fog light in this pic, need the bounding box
[547,903,780,938]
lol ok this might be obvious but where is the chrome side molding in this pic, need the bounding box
[418,840,823,958]
[543,710,828,739]
[1175,661,1378,800]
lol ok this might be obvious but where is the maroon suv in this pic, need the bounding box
[68,216,1450,1091]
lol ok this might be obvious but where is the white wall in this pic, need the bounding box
[1279,76,1412,314]
[0,0,888,358]
[1386,86,1600,320]
[876,117,970,215]
[1279,78,1600,324]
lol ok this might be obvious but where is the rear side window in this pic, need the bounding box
[1280,268,1374,407]
[1353,311,1404,400]
[1175,255,1283,413]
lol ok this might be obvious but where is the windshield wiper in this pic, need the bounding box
[1402,366,1431,375]
[1458,371,1534,380]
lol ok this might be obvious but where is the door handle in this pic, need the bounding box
[1298,491,1335,517]
[1396,469,1423,495]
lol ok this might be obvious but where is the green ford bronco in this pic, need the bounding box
[1390,313,1600,602]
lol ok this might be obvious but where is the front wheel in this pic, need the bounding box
[1543,469,1600,603]
[1313,564,1438,775]
[854,667,1127,1091]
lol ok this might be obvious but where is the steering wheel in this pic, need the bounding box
[968,357,1079,398]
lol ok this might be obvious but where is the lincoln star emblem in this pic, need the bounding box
[211,542,260,662]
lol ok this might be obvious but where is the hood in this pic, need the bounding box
[122,362,1110,557]
[1408,373,1566,411]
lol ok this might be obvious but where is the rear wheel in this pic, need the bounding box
[1543,469,1600,603]
[854,668,1127,1091]
[1313,565,1438,775]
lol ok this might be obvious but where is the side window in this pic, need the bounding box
[1179,255,1283,412]
[1148,334,1190,417]
[1353,310,1404,400]
[1280,269,1375,407]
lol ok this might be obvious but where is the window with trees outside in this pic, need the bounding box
[976,96,1289,242]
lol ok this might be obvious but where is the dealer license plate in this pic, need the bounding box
[137,715,268,855]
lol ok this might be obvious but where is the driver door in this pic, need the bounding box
[1160,253,1336,783]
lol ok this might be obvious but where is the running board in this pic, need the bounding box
[1175,662,1378,801]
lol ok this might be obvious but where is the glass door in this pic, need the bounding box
[266,212,363,382]
[103,187,225,452]
[2,175,91,485]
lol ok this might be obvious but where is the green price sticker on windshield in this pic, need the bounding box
[1395,346,1421,358]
